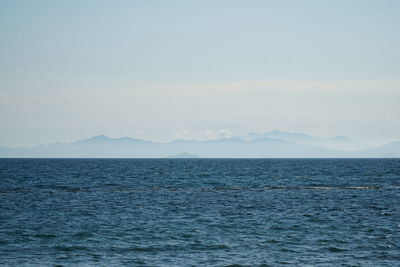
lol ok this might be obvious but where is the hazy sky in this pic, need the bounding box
[1,0,400,147]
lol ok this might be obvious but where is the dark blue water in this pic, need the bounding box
[0,159,399,266]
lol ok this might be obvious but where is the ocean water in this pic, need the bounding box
[0,159,399,266]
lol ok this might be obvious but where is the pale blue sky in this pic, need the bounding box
[1,0,400,146]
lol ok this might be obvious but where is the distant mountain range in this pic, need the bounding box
[0,131,399,158]
[238,130,362,150]
[168,152,200,158]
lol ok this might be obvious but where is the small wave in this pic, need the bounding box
[72,231,94,239]
[54,245,89,252]
[326,246,348,253]
[189,243,230,251]
[33,234,57,239]
[107,243,229,253]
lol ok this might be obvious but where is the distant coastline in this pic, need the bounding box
[167,152,200,159]
[0,131,399,158]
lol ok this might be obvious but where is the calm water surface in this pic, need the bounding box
[0,159,399,266]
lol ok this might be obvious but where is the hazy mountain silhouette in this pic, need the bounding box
[238,130,361,150]
[352,141,400,158]
[74,135,153,145]
[167,152,200,158]
[0,133,399,158]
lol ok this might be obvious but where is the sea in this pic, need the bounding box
[0,159,399,266]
